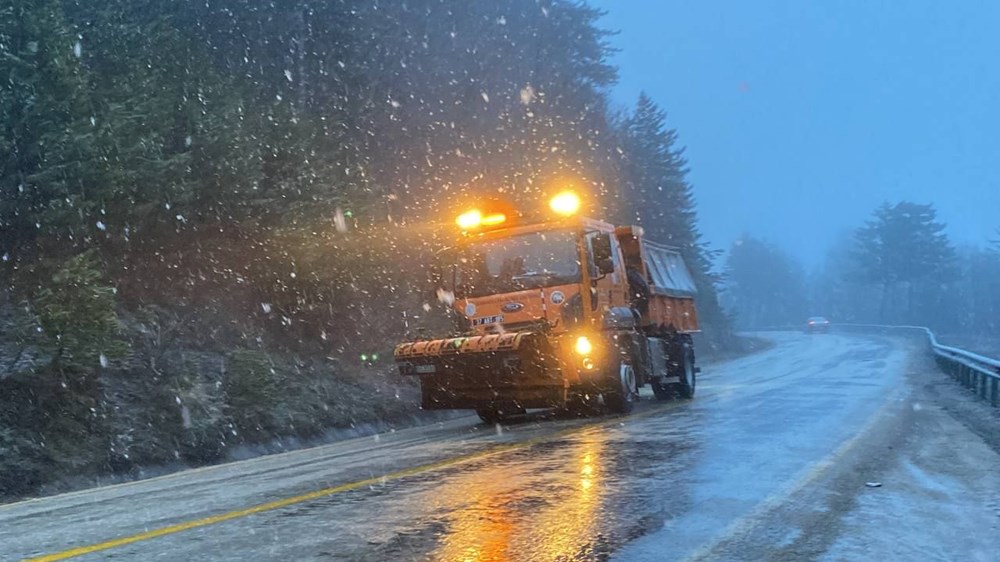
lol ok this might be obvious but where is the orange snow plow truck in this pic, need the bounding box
[394,191,700,423]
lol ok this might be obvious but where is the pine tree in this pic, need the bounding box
[619,93,731,343]
[0,0,100,265]
[5,252,127,484]
[724,235,809,329]
[852,201,955,324]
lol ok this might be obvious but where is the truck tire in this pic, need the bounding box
[677,345,696,399]
[564,392,599,417]
[476,402,525,424]
[604,362,638,414]
[651,379,672,400]
[476,407,506,424]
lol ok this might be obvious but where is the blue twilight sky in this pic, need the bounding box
[591,0,1000,268]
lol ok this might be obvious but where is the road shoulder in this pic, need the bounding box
[697,341,1000,561]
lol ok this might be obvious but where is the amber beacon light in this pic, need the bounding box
[549,191,582,216]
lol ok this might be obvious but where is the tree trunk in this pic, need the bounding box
[878,281,889,323]
[906,281,915,324]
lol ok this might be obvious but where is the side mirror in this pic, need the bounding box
[428,264,443,300]
[597,257,615,275]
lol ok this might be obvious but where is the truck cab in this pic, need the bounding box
[437,215,629,336]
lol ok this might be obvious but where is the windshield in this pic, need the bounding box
[449,230,581,297]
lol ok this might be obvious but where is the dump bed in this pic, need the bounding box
[641,240,698,299]
[640,240,699,332]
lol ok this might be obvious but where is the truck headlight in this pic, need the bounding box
[574,336,593,356]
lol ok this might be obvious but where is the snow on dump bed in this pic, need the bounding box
[642,240,698,298]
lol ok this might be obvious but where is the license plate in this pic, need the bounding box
[471,314,503,326]
[415,364,437,374]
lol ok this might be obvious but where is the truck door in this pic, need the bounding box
[587,231,627,310]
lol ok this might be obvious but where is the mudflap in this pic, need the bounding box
[395,331,566,410]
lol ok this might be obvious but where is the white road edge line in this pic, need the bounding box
[682,383,907,561]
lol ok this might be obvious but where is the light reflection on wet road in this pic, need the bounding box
[3,333,912,561]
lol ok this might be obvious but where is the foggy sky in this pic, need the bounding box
[593,0,1000,268]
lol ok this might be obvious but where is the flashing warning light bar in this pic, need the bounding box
[454,190,582,231]
[456,209,507,231]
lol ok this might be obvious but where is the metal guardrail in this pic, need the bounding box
[834,323,1000,408]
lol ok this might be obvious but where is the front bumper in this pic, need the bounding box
[394,331,566,409]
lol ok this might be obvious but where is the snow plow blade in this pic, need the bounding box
[394,331,565,410]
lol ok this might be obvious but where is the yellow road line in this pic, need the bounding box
[27,404,674,561]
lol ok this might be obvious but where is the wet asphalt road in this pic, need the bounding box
[3,332,998,561]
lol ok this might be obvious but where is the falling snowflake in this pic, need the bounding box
[73,40,82,58]
[96,221,107,231]
[334,208,349,233]
[519,85,536,105]
[436,288,456,305]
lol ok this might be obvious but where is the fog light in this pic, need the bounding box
[582,357,595,370]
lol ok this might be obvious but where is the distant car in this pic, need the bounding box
[806,316,830,333]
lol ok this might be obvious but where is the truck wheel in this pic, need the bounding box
[564,392,599,417]
[604,362,638,414]
[476,407,503,424]
[651,379,672,401]
[677,346,696,399]
[476,403,525,424]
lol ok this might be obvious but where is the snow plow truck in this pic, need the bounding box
[393,190,700,423]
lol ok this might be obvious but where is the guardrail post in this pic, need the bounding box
[992,378,999,408]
